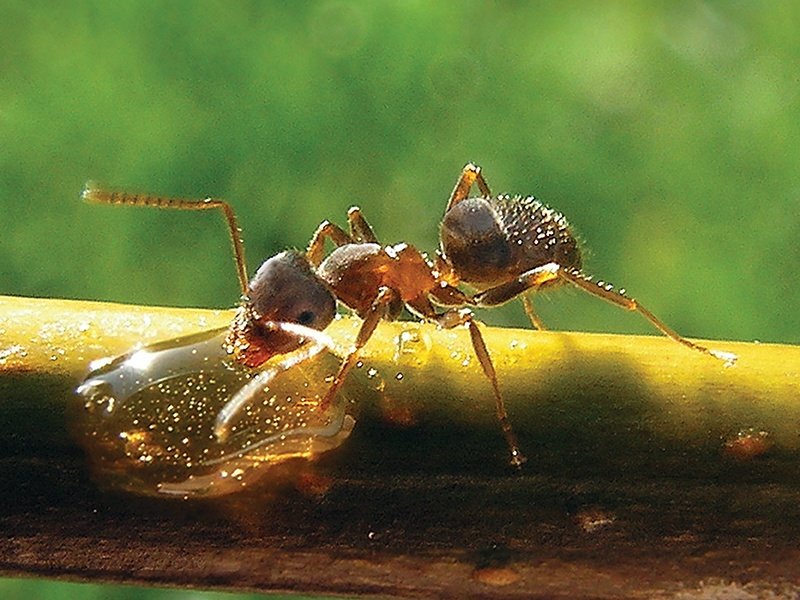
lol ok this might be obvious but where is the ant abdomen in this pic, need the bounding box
[440,194,582,290]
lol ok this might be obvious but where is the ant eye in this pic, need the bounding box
[297,310,315,325]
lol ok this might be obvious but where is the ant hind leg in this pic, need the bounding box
[521,293,547,330]
[558,269,737,365]
[474,263,736,365]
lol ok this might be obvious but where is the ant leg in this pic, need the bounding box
[347,207,379,243]
[557,269,737,365]
[214,321,340,441]
[306,221,353,267]
[415,288,525,467]
[317,286,398,413]
[433,252,461,287]
[521,293,547,330]
[306,207,379,266]
[82,186,249,297]
[475,263,737,365]
[445,163,493,212]
[432,305,526,467]
[473,263,561,307]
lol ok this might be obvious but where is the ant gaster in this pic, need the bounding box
[438,163,736,365]
[82,185,527,467]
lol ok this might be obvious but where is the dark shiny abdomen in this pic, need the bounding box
[440,195,582,290]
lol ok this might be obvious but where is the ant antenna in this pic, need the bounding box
[82,185,250,297]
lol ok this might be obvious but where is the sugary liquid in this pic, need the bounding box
[72,328,354,498]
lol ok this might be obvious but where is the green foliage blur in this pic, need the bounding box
[2,1,798,598]
[0,578,336,600]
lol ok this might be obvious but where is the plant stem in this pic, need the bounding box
[1,294,799,598]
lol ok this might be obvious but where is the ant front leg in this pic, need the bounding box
[306,207,381,267]
[317,286,398,413]
[346,206,379,243]
[214,321,341,441]
[306,221,354,267]
[445,163,493,212]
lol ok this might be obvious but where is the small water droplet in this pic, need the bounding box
[395,372,404,381]
[712,350,738,368]
[393,328,432,362]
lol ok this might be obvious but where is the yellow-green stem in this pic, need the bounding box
[1,294,798,480]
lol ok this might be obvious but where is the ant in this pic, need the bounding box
[82,185,527,468]
[438,163,736,366]
[81,165,734,486]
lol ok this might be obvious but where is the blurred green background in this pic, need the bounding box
[2,1,798,598]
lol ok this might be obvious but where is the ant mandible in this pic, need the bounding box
[82,185,527,468]
[438,163,736,365]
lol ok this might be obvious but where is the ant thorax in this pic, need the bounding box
[440,194,582,290]
[316,242,434,318]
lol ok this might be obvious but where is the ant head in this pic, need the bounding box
[248,250,337,331]
[439,198,513,286]
[230,250,337,367]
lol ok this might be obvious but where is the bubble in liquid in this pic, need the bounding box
[71,327,355,498]
[393,327,433,363]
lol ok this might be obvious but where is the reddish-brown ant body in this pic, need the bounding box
[82,185,527,468]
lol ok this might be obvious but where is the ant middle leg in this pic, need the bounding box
[410,292,526,467]
[82,186,249,297]
[445,163,493,212]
